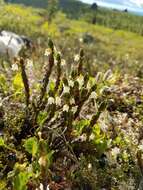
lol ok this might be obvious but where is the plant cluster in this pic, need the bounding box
[0,40,143,189]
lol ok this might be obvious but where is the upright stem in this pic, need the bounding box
[38,40,54,106]
[19,58,30,108]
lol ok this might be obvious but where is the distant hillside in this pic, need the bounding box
[6,0,87,8]
[4,0,143,35]
[1,2,143,76]
[5,0,89,18]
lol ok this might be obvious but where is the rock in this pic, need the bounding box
[0,30,33,59]
[59,25,70,33]
[79,33,95,44]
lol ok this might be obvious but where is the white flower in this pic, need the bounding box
[44,48,52,56]
[68,80,74,87]
[63,86,70,94]
[74,54,80,62]
[138,144,143,151]
[88,163,92,170]
[55,97,61,106]
[80,133,87,142]
[87,81,91,90]
[11,63,18,71]
[40,183,44,190]
[38,156,47,167]
[135,60,139,64]
[94,58,97,63]
[27,164,33,172]
[89,133,95,141]
[39,184,49,190]
[125,53,129,59]
[54,46,57,52]
[0,97,2,107]
[38,184,50,190]
[27,59,33,69]
[57,51,61,56]
[38,132,42,139]
[47,97,55,105]
[111,147,120,158]
[61,59,66,66]
[71,106,78,113]
[63,104,69,112]
[79,38,83,43]
[77,75,84,88]
[54,59,58,65]
[70,98,75,105]
[90,91,97,99]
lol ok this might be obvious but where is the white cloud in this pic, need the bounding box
[81,0,143,8]
[129,0,143,7]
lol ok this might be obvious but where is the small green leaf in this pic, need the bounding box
[13,73,24,91]
[95,138,108,153]
[37,111,48,126]
[47,150,54,168]
[93,124,101,136]
[49,81,55,91]
[0,74,8,91]
[114,136,122,145]
[24,137,38,157]
[13,171,32,190]
[0,137,5,147]
[0,180,7,190]
[74,119,90,134]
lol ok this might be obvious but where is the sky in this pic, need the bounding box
[80,0,143,15]
[81,0,143,7]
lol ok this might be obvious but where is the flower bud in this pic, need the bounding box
[38,156,47,167]
[63,86,70,94]
[63,104,69,112]
[47,97,55,105]
[55,97,61,106]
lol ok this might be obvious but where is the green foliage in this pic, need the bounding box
[0,4,42,37]
[9,0,88,19]
[0,74,8,92]
[13,171,32,190]
[37,111,48,127]
[93,124,108,153]
[46,0,59,23]
[0,180,7,190]
[0,137,5,146]
[0,0,4,5]
[95,7,143,35]
[24,137,38,157]
[7,0,143,35]
[13,73,24,92]
[74,119,90,134]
